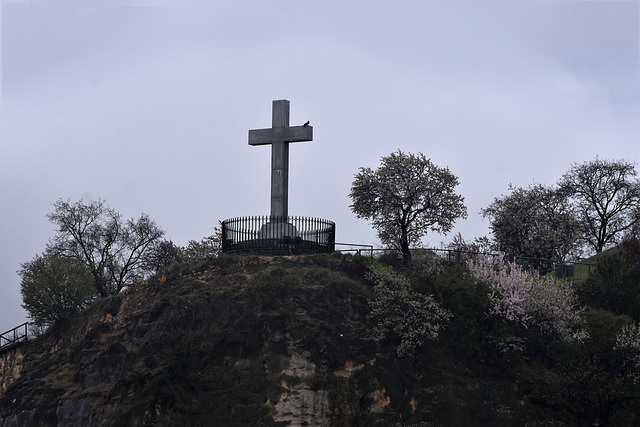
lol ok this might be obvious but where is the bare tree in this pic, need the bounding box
[559,158,640,253]
[46,199,164,297]
[349,150,467,260]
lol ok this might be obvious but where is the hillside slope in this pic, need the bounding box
[0,254,588,425]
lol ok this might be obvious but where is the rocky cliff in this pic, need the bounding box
[0,254,566,426]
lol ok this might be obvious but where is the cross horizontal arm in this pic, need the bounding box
[248,126,313,146]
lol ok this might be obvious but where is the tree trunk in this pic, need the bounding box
[400,236,411,261]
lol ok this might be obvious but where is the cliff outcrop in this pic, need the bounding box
[0,254,561,425]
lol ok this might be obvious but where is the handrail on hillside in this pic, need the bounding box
[0,322,28,352]
[335,242,374,257]
[335,247,596,280]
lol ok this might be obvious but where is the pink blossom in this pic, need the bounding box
[468,254,587,345]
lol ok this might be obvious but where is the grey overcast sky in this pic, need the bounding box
[1,0,638,331]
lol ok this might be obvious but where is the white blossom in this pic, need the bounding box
[368,267,452,357]
[614,323,640,384]
[468,254,588,349]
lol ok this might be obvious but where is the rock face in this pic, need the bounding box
[0,255,535,426]
[0,256,381,426]
[269,351,330,425]
[0,348,24,395]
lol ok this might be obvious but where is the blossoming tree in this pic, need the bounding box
[468,254,587,352]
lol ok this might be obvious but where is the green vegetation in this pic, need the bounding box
[4,249,640,424]
[6,156,639,424]
[367,265,451,357]
[578,229,640,321]
[18,199,224,330]
[19,254,95,326]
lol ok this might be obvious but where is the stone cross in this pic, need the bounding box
[248,100,313,219]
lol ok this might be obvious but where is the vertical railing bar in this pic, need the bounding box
[221,215,336,254]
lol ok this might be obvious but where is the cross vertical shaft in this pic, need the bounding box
[271,100,289,219]
[248,100,313,219]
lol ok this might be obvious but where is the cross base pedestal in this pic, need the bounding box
[258,220,298,240]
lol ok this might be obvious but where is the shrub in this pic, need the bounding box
[468,254,588,353]
[581,232,640,320]
[582,309,633,363]
[367,266,451,357]
[429,265,495,360]
[614,323,640,384]
[467,254,532,326]
[20,254,96,326]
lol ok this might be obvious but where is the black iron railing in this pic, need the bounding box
[335,247,596,281]
[0,322,28,352]
[221,216,335,254]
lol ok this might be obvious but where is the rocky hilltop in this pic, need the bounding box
[0,254,612,426]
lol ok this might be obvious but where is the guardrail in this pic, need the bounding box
[334,247,595,281]
[0,322,28,353]
[334,242,374,257]
[221,216,335,254]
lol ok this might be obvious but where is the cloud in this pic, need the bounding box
[1,0,638,331]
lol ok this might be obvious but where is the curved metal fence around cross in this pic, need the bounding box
[221,216,335,255]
